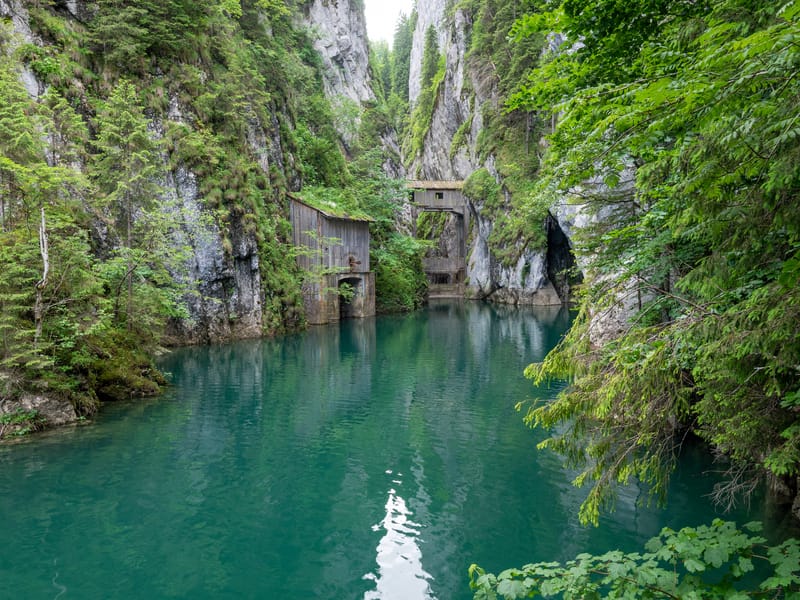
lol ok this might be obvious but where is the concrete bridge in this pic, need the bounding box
[408,181,469,297]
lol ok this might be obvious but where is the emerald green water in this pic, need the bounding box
[0,301,772,598]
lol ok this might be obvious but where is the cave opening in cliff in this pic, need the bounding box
[546,216,582,303]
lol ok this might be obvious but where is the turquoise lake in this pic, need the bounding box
[0,301,779,599]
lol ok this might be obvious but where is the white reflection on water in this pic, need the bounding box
[363,477,435,600]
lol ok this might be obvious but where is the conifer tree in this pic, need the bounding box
[0,54,91,373]
[91,79,165,331]
[391,12,415,102]
[0,54,47,368]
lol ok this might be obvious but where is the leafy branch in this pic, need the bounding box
[470,520,800,599]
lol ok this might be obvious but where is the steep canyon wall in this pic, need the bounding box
[405,4,573,305]
[0,0,379,348]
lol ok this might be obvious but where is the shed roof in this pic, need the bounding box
[407,180,465,190]
[289,195,373,222]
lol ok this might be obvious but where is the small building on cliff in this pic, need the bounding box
[289,196,375,325]
[408,180,469,297]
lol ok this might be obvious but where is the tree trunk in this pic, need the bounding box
[127,197,133,330]
[1,177,5,232]
[34,205,49,347]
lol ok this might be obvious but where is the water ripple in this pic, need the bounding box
[364,474,435,600]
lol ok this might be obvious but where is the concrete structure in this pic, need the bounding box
[289,197,376,325]
[408,181,469,297]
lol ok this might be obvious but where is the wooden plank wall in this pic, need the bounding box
[414,189,465,212]
[290,199,370,273]
[290,200,321,271]
[290,199,375,324]
[321,218,370,272]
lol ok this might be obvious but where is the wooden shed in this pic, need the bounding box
[289,196,375,325]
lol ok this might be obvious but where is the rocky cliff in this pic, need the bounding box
[302,0,374,105]
[0,0,381,347]
[0,0,387,430]
[167,0,384,343]
[302,0,404,176]
[405,5,574,305]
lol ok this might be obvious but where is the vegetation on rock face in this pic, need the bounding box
[0,409,45,437]
[366,1,800,595]
[0,0,424,419]
[503,0,800,524]
[405,24,447,164]
[391,10,416,105]
[348,145,429,313]
[2,2,800,597]
[442,0,555,263]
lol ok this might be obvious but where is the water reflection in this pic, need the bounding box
[0,302,770,599]
[364,470,435,600]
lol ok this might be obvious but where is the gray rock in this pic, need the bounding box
[405,5,564,306]
[408,0,448,104]
[0,394,78,429]
[302,0,374,104]
[0,0,43,97]
[553,169,646,345]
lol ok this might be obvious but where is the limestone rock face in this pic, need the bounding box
[466,188,564,306]
[1,0,275,345]
[159,98,267,344]
[406,6,566,305]
[0,394,78,430]
[302,0,404,174]
[303,0,374,104]
[0,0,43,97]
[553,172,644,345]
[408,0,448,104]
[162,165,264,344]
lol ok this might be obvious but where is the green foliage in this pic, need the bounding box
[391,10,417,102]
[463,165,549,266]
[91,80,188,335]
[369,40,392,100]
[524,310,693,525]
[420,25,440,90]
[85,330,168,401]
[0,409,46,438]
[327,147,429,313]
[297,185,368,220]
[463,168,501,209]
[0,229,40,370]
[511,0,800,521]
[1,0,425,411]
[337,281,355,303]
[405,26,446,161]
[449,113,473,159]
[445,1,552,266]
[0,17,194,408]
[373,233,429,313]
[470,520,800,599]
[0,47,101,404]
[80,0,328,334]
[294,121,349,187]
[416,211,449,242]
[88,0,211,72]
